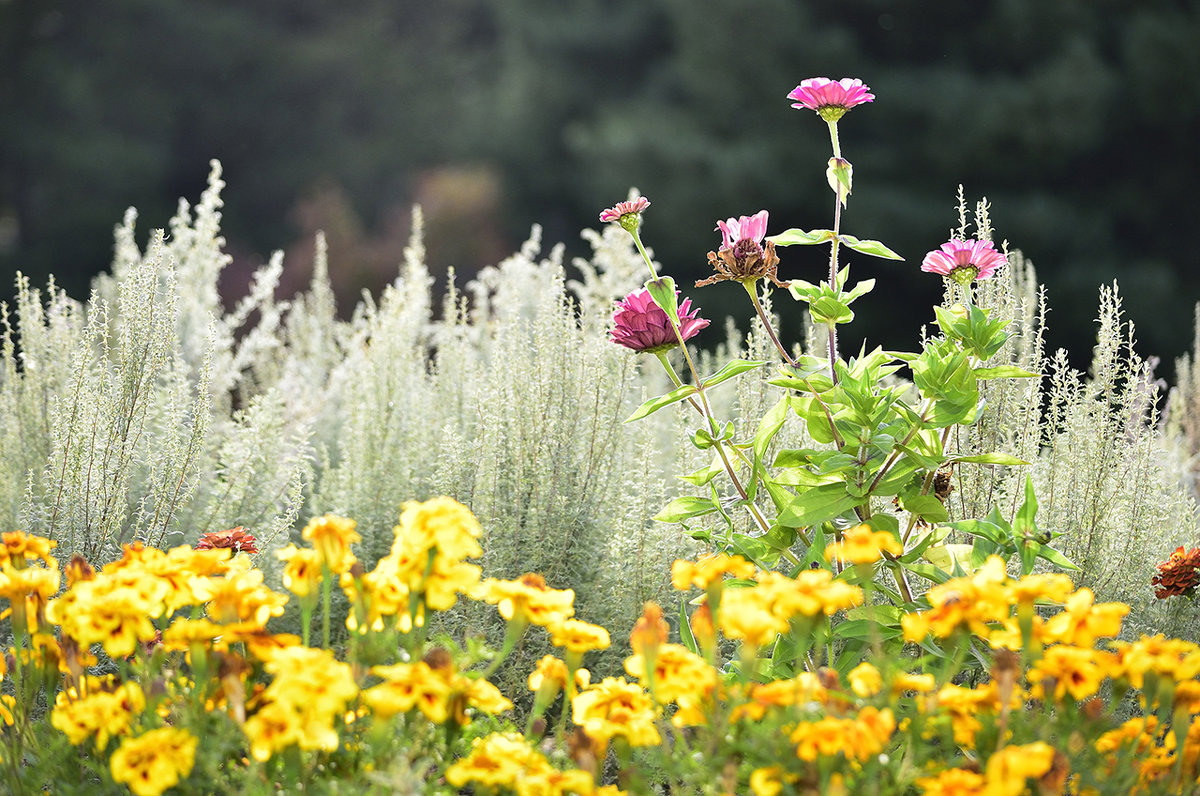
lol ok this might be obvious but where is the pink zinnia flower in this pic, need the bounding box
[920,239,1007,282]
[599,197,651,223]
[715,210,769,253]
[610,289,710,353]
[788,78,874,121]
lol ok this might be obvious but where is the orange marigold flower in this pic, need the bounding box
[1110,634,1200,689]
[825,524,903,565]
[790,706,894,762]
[629,601,669,657]
[1152,546,1200,599]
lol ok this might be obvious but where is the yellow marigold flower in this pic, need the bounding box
[422,555,483,611]
[825,524,902,565]
[445,731,547,790]
[47,575,163,659]
[756,569,863,619]
[913,768,986,795]
[732,673,826,722]
[1005,571,1074,606]
[528,655,569,693]
[548,619,611,654]
[243,701,302,762]
[50,680,144,749]
[982,742,1055,796]
[891,671,936,695]
[624,643,716,704]
[1042,587,1128,648]
[477,573,575,627]
[0,530,57,567]
[363,661,450,721]
[902,557,1013,642]
[0,561,61,632]
[301,514,360,574]
[848,661,883,697]
[276,544,324,598]
[205,555,288,627]
[571,677,660,747]
[515,766,594,796]
[719,586,789,648]
[1110,634,1200,689]
[246,646,357,756]
[750,765,798,796]
[109,727,197,796]
[790,706,894,762]
[395,497,484,562]
[671,553,755,591]
[1028,645,1116,702]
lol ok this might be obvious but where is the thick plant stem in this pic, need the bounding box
[825,189,845,386]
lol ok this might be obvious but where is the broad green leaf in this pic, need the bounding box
[950,452,1031,466]
[900,494,949,523]
[769,228,836,247]
[702,359,766,389]
[833,618,904,641]
[843,278,876,302]
[653,496,718,523]
[625,383,697,422]
[679,462,722,486]
[838,234,904,260]
[645,276,679,324]
[973,365,1040,380]
[774,482,859,529]
[951,518,1008,545]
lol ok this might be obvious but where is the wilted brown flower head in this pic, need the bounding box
[1151,546,1200,599]
[697,210,790,289]
[196,527,260,555]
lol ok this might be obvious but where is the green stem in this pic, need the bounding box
[629,228,660,282]
[743,281,797,368]
[321,567,332,650]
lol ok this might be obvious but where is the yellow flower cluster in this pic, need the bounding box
[341,497,483,631]
[446,731,594,796]
[362,651,511,725]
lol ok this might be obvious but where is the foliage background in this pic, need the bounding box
[3,0,1199,372]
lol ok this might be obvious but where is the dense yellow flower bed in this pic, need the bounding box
[0,498,1197,794]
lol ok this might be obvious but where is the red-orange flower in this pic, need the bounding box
[195,527,259,555]
[1152,546,1200,599]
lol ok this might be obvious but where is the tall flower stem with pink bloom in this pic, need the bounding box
[603,199,776,539]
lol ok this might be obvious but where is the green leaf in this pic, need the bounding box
[949,452,1031,466]
[679,601,699,655]
[838,234,904,260]
[843,278,876,302]
[1013,474,1039,538]
[679,462,722,486]
[900,494,949,523]
[625,383,697,422]
[702,359,766,389]
[645,276,679,324]
[904,562,953,584]
[833,618,903,641]
[653,496,718,523]
[774,482,859,529]
[1037,545,1081,571]
[973,365,1041,380]
[769,228,836,247]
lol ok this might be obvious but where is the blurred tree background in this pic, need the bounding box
[2,0,1198,375]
